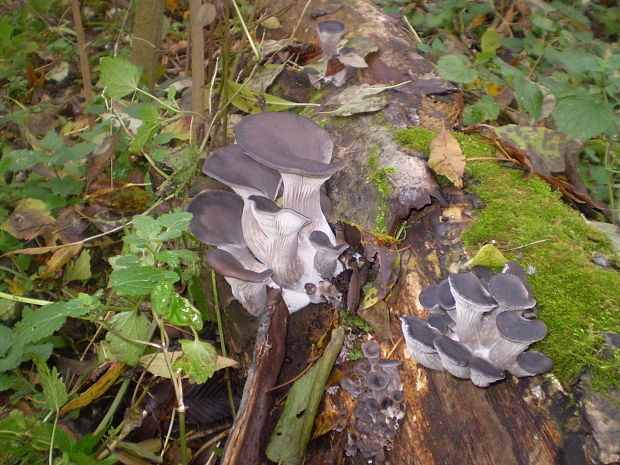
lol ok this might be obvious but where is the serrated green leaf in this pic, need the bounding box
[33,358,68,412]
[110,265,179,296]
[100,57,141,99]
[104,311,150,366]
[173,339,217,383]
[41,176,84,197]
[132,215,161,240]
[463,95,500,125]
[553,95,614,141]
[437,55,478,83]
[109,254,141,271]
[156,212,193,240]
[14,300,89,345]
[4,149,45,171]
[0,325,12,358]
[156,249,197,268]
[514,79,543,120]
[151,282,202,330]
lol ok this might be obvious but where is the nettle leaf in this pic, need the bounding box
[109,254,141,271]
[463,95,500,125]
[151,282,203,330]
[132,215,161,240]
[110,265,179,296]
[104,311,150,366]
[100,57,142,99]
[156,212,193,240]
[33,358,68,412]
[41,177,84,197]
[4,149,45,171]
[437,54,478,83]
[173,339,217,384]
[14,299,90,345]
[0,325,12,358]
[156,249,198,268]
[553,94,615,140]
[514,79,543,120]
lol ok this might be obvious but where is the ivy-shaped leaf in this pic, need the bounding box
[173,339,217,384]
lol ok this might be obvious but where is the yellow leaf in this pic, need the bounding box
[428,125,466,188]
[60,362,126,415]
[139,350,238,379]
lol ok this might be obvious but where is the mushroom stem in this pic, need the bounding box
[488,338,529,368]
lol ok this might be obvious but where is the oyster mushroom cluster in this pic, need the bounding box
[340,341,406,462]
[187,112,347,315]
[400,262,553,388]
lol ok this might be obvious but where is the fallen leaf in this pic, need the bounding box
[465,243,509,268]
[428,125,466,188]
[326,84,392,117]
[60,362,126,415]
[139,350,238,379]
[337,51,367,68]
[1,199,56,242]
[64,249,92,282]
[42,243,82,276]
[311,411,345,440]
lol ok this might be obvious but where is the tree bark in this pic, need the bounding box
[130,0,164,91]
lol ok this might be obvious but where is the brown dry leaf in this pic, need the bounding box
[1,198,56,242]
[60,362,126,415]
[311,411,346,440]
[41,243,82,277]
[428,125,466,188]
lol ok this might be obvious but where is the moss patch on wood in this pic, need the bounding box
[396,127,620,390]
[365,145,395,234]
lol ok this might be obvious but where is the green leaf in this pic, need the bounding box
[104,311,150,366]
[3,149,44,171]
[33,358,68,412]
[41,177,84,197]
[266,327,345,465]
[151,282,202,330]
[553,95,615,140]
[14,299,90,345]
[437,55,478,83]
[156,212,193,240]
[109,254,141,271]
[544,48,603,75]
[110,265,179,296]
[64,249,92,282]
[462,95,500,125]
[464,244,509,268]
[0,325,12,358]
[155,249,197,268]
[514,79,543,120]
[480,29,501,54]
[99,57,141,99]
[132,215,161,240]
[173,339,217,384]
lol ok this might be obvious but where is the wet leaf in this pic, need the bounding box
[465,243,509,268]
[173,339,217,384]
[428,125,466,188]
[1,198,55,241]
[266,327,345,465]
[60,362,126,415]
[151,282,203,330]
[139,350,237,379]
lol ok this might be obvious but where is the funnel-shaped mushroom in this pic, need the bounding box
[309,230,347,278]
[509,350,553,377]
[449,273,497,347]
[316,20,345,77]
[206,249,273,315]
[400,316,444,371]
[235,112,343,241]
[433,335,472,379]
[418,284,441,312]
[489,311,547,367]
[469,356,505,388]
[248,195,309,288]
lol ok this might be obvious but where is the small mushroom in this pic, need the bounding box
[362,341,381,359]
[316,20,345,77]
[400,316,444,371]
[206,249,273,315]
[489,311,547,367]
[468,356,505,388]
[433,335,472,379]
[448,273,497,347]
[366,371,390,391]
[426,313,450,334]
[309,230,347,279]
[187,190,245,247]
[341,377,362,397]
[509,350,553,377]
[418,284,442,312]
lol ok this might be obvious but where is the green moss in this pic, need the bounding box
[366,145,395,234]
[396,127,620,390]
[309,88,327,104]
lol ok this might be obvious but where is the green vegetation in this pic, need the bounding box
[365,145,395,234]
[396,126,620,389]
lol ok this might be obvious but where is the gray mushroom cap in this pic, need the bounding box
[433,335,472,366]
[206,249,273,283]
[426,314,449,334]
[235,112,342,176]
[362,341,381,359]
[437,279,456,310]
[202,144,281,199]
[488,273,536,310]
[449,273,497,310]
[418,284,442,312]
[316,20,345,35]
[471,265,495,285]
[377,359,402,369]
[502,260,535,299]
[366,371,390,391]
[309,230,348,255]
[469,356,505,381]
[400,315,437,352]
[496,311,548,343]
[516,351,553,374]
[187,190,245,246]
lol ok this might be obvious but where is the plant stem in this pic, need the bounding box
[0,292,51,306]
[93,377,131,437]
[211,270,237,418]
[231,0,260,60]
